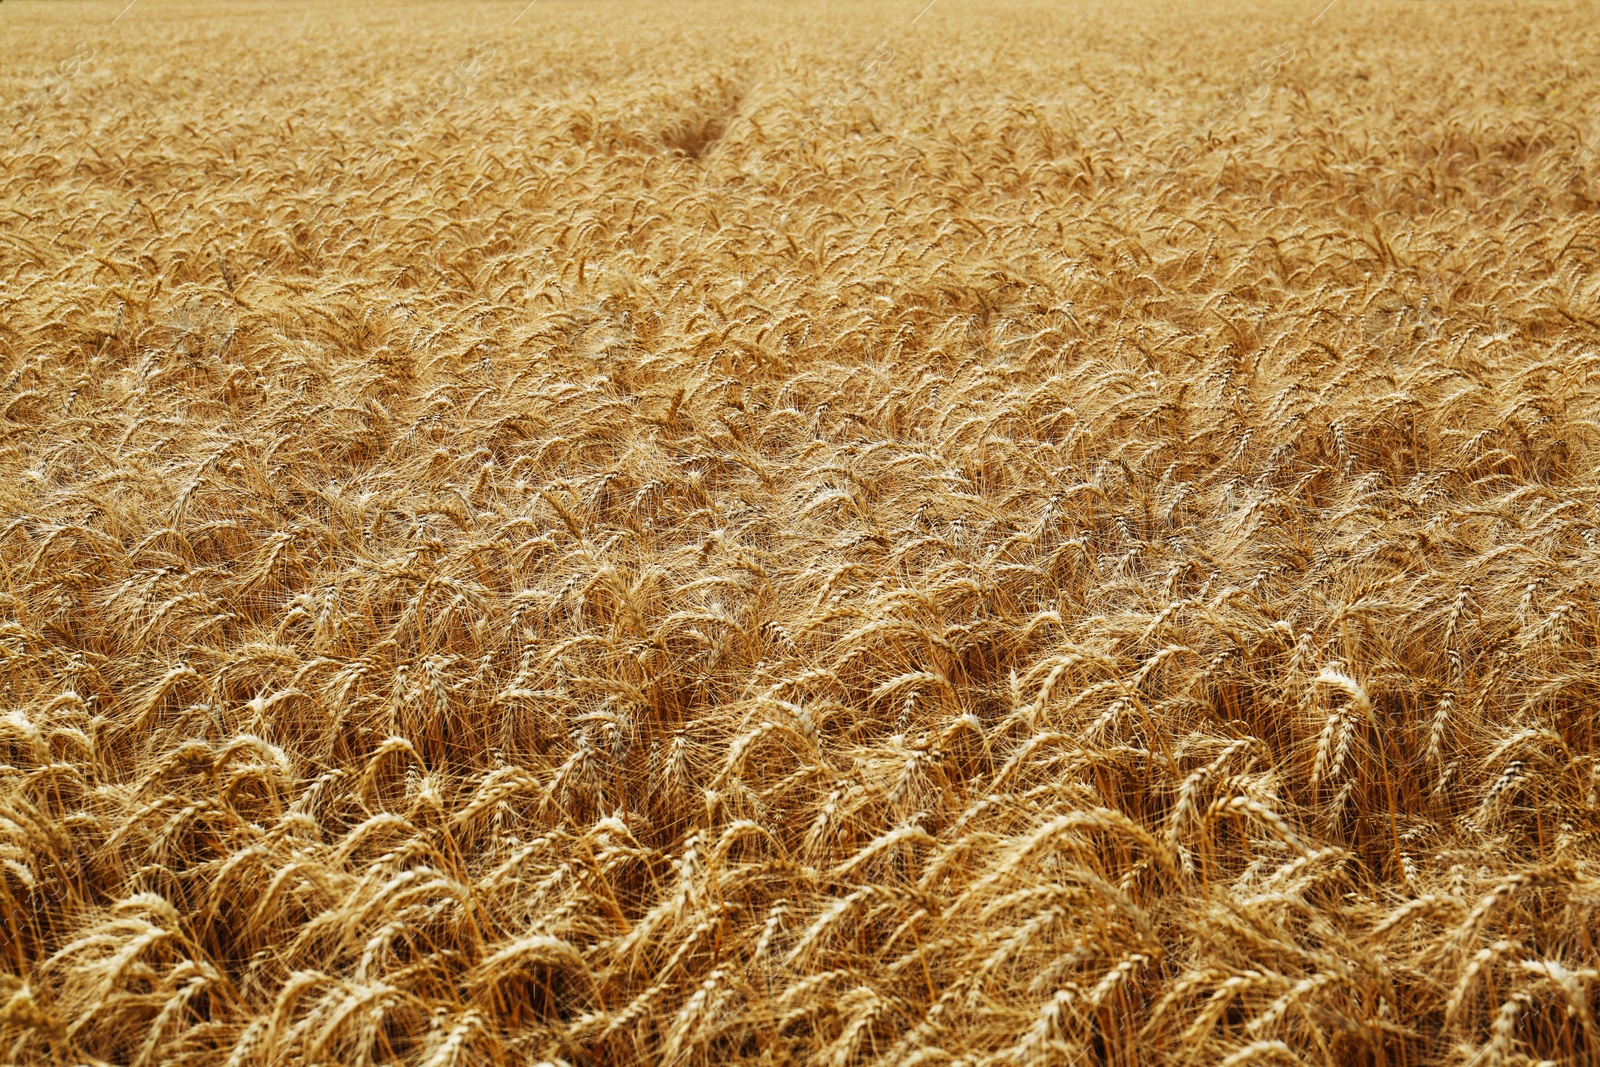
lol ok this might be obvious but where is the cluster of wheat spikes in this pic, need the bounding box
[2,0,1599,1063]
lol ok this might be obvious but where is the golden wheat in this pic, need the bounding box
[3,0,1600,1063]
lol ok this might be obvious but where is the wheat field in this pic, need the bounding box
[2,0,1600,1063]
